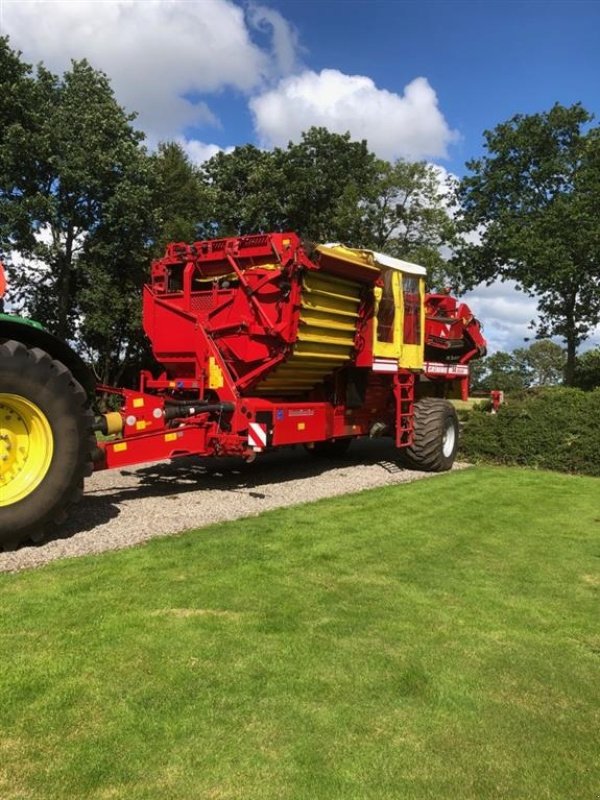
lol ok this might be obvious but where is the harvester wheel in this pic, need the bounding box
[307,438,352,458]
[400,398,458,472]
[0,340,95,549]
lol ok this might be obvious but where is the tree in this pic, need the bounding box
[0,47,152,340]
[473,351,529,393]
[77,154,157,386]
[203,128,456,275]
[203,128,378,243]
[279,127,377,244]
[513,340,566,386]
[0,38,51,303]
[467,356,489,394]
[0,37,37,173]
[203,144,286,236]
[151,141,211,255]
[363,159,457,288]
[0,43,156,384]
[573,347,600,390]
[456,103,600,384]
[83,141,215,384]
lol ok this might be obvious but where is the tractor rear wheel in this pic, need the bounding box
[400,398,459,472]
[0,340,95,549]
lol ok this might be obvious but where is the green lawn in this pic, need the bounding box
[1,467,599,800]
[451,396,487,412]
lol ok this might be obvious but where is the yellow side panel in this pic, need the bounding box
[373,272,425,368]
[398,276,425,370]
[400,343,424,370]
[315,244,380,276]
[373,272,402,360]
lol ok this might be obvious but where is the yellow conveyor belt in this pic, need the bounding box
[255,271,361,396]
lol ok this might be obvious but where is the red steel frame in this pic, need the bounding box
[95,233,486,472]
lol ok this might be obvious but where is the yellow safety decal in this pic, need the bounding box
[208,357,224,389]
[297,422,306,431]
[136,420,146,431]
[169,381,176,388]
[114,442,128,453]
[165,432,178,442]
[133,398,144,409]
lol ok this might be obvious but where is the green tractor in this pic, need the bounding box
[0,264,96,549]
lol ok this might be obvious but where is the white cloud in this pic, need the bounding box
[463,279,600,354]
[249,69,458,160]
[176,137,234,165]
[1,2,456,165]
[462,280,538,353]
[0,0,286,143]
[247,4,302,75]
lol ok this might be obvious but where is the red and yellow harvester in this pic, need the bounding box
[0,234,486,547]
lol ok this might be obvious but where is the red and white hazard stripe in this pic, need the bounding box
[248,422,268,450]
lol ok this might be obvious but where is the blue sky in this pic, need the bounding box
[1,0,599,352]
[279,0,600,174]
[200,0,600,177]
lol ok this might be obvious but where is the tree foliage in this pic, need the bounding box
[151,141,211,255]
[573,347,600,391]
[456,103,600,384]
[0,44,153,349]
[513,339,566,387]
[203,128,456,287]
[471,340,566,392]
[203,144,285,236]
[362,160,457,288]
[461,388,600,476]
[277,128,377,244]
[470,351,529,393]
[203,129,378,243]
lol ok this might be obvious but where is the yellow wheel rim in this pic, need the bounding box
[0,394,54,507]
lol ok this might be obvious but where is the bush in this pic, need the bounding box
[460,388,600,475]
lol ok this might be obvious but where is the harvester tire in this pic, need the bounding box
[0,340,95,550]
[400,398,458,472]
[307,438,352,458]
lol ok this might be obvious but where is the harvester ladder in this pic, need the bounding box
[394,372,415,448]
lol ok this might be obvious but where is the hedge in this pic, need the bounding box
[459,388,600,476]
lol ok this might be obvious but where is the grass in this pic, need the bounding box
[0,467,599,799]
[451,396,488,412]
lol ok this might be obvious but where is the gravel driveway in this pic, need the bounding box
[1,440,468,573]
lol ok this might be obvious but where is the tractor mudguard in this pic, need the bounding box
[0,314,95,396]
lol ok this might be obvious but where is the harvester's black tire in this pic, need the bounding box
[0,340,95,550]
[306,438,352,458]
[400,398,459,472]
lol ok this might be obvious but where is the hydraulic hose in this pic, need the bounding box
[94,402,234,435]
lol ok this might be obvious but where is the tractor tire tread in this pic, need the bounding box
[0,340,95,550]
